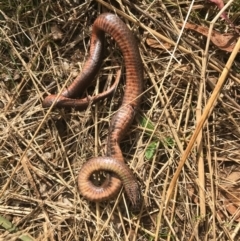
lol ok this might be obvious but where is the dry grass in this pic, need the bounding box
[1,0,240,240]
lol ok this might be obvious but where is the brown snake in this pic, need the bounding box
[43,13,143,207]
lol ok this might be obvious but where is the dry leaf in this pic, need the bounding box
[146,37,172,50]
[51,24,63,40]
[219,171,240,222]
[226,172,240,183]
[223,198,240,222]
[223,188,240,222]
[180,22,239,52]
[187,184,199,204]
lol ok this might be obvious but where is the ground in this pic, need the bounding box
[0,0,240,240]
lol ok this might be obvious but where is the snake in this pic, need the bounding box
[43,13,143,207]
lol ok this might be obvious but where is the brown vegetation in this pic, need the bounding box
[0,0,240,240]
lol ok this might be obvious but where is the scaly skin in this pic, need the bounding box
[78,157,140,207]
[43,13,143,207]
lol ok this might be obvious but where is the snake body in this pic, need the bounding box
[43,13,143,207]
